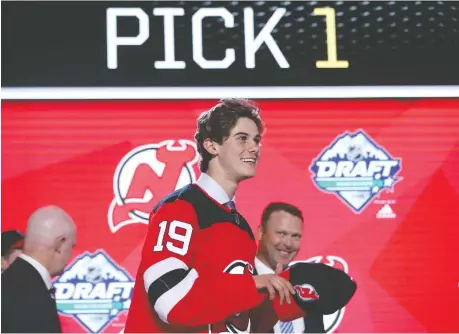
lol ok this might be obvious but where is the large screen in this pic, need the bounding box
[2,99,458,333]
[3,1,459,88]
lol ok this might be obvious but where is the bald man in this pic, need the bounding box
[1,205,76,333]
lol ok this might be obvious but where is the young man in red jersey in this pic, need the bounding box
[124,99,356,333]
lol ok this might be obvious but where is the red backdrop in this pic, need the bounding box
[2,99,459,333]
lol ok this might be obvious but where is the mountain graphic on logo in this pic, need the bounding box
[59,253,130,283]
[320,133,389,161]
[54,249,135,333]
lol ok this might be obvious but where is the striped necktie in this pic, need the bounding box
[225,201,240,225]
[279,321,294,333]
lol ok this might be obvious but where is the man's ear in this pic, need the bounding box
[203,138,219,156]
[55,236,66,254]
[258,225,264,241]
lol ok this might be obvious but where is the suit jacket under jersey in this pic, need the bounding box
[124,184,304,333]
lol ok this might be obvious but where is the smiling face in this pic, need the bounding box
[258,210,303,270]
[206,117,262,183]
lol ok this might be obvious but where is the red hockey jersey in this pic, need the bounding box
[124,181,304,333]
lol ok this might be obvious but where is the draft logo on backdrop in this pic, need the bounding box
[53,250,134,333]
[108,140,199,233]
[309,130,402,213]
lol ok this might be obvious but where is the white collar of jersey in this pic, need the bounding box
[254,256,275,275]
[195,173,235,205]
[19,253,52,289]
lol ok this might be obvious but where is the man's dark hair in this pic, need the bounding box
[261,202,304,228]
[194,98,264,172]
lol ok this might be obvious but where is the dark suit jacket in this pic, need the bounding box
[302,313,326,333]
[1,257,62,333]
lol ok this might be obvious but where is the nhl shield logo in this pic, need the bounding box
[309,129,402,213]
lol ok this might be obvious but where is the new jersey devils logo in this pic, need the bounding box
[218,260,253,333]
[107,140,199,233]
[290,256,349,333]
[224,260,254,275]
[294,284,319,301]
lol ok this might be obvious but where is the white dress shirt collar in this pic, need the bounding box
[195,173,235,205]
[254,256,275,274]
[19,253,52,289]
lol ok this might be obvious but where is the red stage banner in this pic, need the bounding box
[2,99,458,333]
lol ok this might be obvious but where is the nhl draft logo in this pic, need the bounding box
[53,250,135,333]
[108,140,199,233]
[309,130,402,213]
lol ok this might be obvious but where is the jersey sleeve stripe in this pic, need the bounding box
[147,268,191,306]
[143,257,188,291]
[154,268,199,323]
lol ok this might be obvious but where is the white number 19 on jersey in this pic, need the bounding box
[153,220,193,256]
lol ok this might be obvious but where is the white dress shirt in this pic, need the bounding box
[19,253,52,290]
[195,173,235,205]
[254,257,305,333]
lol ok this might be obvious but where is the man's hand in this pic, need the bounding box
[253,263,296,305]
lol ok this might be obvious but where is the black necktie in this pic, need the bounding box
[49,287,56,299]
